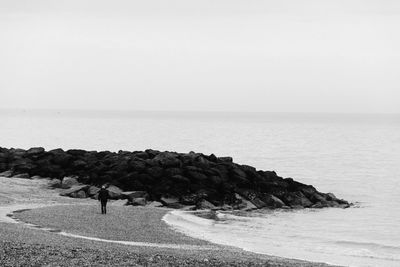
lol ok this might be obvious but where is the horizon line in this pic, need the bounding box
[0,108,399,116]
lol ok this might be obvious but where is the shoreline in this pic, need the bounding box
[0,176,336,266]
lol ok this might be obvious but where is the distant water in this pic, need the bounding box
[1,109,400,267]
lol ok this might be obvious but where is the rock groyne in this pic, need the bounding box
[0,147,350,210]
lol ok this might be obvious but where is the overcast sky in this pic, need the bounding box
[1,0,399,113]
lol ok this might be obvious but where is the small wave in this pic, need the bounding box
[334,240,400,253]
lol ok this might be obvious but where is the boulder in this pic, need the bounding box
[165,168,182,177]
[70,190,87,198]
[12,173,30,179]
[0,170,13,177]
[232,167,247,179]
[234,194,257,211]
[218,157,233,163]
[326,193,337,200]
[134,152,149,160]
[192,156,210,169]
[170,175,190,184]
[147,201,163,208]
[87,186,100,196]
[236,190,267,208]
[311,201,344,208]
[48,179,62,188]
[309,192,327,203]
[26,147,45,156]
[72,160,87,169]
[122,191,149,201]
[51,152,72,167]
[107,185,123,199]
[66,149,86,156]
[130,160,146,171]
[128,197,147,206]
[60,185,89,197]
[160,196,180,206]
[261,194,285,209]
[146,167,164,178]
[153,152,181,168]
[196,200,216,210]
[187,171,208,182]
[61,176,80,189]
[10,148,26,157]
[11,158,36,173]
[283,192,313,208]
[324,193,349,205]
[299,185,318,198]
[180,194,205,205]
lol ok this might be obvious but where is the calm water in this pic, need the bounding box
[1,110,400,266]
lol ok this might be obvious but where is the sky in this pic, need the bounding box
[1,0,399,113]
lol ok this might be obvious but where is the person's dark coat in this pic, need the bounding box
[98,188,109,202]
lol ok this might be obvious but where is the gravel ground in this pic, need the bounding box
[12,205,211,245]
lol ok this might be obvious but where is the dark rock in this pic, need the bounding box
[232,167,247,179]
[48,179,62,188]
[60,185,89,197]
[51,152,73,166]
[160,196,185,208]
[135,152,149,159]
[299,185,318,198]
[107,185,123,199]
[72,160,87,169]
[70,190,87,198]
[11,158,36,173]
[180,193,206,205]
[187,171,208,182]
[153,152,181,168]
[127,197,147,206]
[282,192,313,208]
[185,165,204,173]
[165,168,182,177]
[218,157,233,163]
[146,167,164,178]
[10,148,26,157]
[196,199,216,210]
[0,146,350,211]
[147,201,163,207]
[326,193,337,200]
[309,192,327,203]
[207,153,218,163]
[130,160,146,171]
[122,191,149,201]
[66,149,86,156]
[237,190,267,208]
[61,176,80,189]
[26,147,45,156]
[208,176,223,185]
[87,186,100,196]
[234,194,257,210]
[193,156,210,169]
[261,194,285,209]
[170,175,190,184]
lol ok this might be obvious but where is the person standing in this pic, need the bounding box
[98,185,109,214]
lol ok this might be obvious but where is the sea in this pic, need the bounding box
[1,109,399,267]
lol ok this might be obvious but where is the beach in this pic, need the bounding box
[0,176,335,266]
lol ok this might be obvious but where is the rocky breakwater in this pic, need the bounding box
[0,147,351,210]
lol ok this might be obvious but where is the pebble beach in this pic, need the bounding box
[0,176,336,266]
